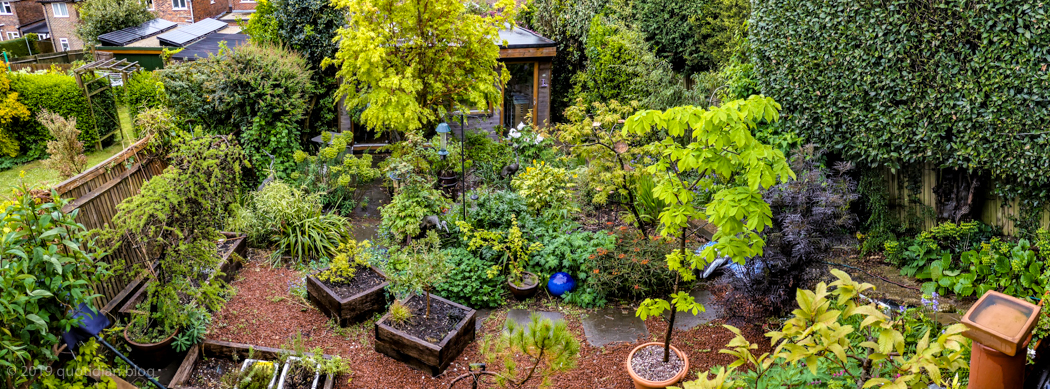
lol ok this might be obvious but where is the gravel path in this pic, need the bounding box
[207,250,770,388]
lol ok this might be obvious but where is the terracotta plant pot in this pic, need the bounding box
[626,342,689,389]
[508,271,539,300]
[124,326,179,367]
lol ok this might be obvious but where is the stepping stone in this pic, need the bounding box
[503,309,564,332]
[665,289,723,330]
[475,309,493,331]
[581,307,648,347]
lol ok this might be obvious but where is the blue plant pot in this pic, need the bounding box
[547,272,576,297]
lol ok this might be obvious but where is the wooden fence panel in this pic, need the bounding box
[882,164,1050,235]
[52,136,167,309]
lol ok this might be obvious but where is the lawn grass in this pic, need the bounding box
[0,105,137,193]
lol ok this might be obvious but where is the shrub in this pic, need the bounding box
[481,314,580,387]
[120,71,166,123]
[586,228,678,304]
[379,177,450,242]
[105,133,246,342]
[682,269,971,389]
[75,0,153,47]
[159,43,314,180]
[9,72,108,157]
[724,145,858,319]
[457,215,543,286]
[290,132,380,215]
[512,160,577,221]
[316,240,373,283]
[529,228,615,307]
[453,189,529,232]
[386,232,452,318]
[434,247,506,309]
[1,181,111,389]
[39,109,87,179]
[134,106,178,142]
[750,0,1050,202]
[0,68,30,157]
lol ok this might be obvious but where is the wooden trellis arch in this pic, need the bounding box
[74,58,141,150]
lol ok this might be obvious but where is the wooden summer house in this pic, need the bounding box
[342,27,556,148]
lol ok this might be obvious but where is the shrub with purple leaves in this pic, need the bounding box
[724,144,859,320]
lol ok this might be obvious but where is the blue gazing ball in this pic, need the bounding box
[547,272,576,297]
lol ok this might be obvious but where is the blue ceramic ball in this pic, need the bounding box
[547,272,576,296]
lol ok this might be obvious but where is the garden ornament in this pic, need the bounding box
[421,215,449,233]
[500,145,520,179]
[699,241,731,279]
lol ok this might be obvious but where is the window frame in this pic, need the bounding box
[59,38,69,51]
[500,61,539,128]
[0,2,13,15]
[171,0,187,10]
[6,32,20,39]
[52,3,69,17]
[144,0,153,10]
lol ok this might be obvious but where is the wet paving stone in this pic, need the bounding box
[580,306,648,347]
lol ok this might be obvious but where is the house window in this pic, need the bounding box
[6,32,19,39]
[144,0,153,9]
[172,0,186,9]
[0,2,12,15]
[38,33,49,39]
[52,3,69,17]
[502,62,537,128]
[59,38,69,51]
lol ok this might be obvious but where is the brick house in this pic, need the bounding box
[38,0,80,51]
[148,0,226,25]
[230,0,254,12]
[0,0,46,41]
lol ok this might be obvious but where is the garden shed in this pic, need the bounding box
[344,26,556,147]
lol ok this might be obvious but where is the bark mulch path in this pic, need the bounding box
[208,251,770,389]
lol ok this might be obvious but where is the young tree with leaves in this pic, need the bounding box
[552,98,656,237]
[0,68,30,157]
[75,0,153,47]
[38,110,87,179]
[327,0,516,135]
[627,95,795,362]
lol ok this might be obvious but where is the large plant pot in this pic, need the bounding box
[625,342,689,389]
[306,266,389,327]
[374,294,476,376]
[438,173,459,197]
[123,326,179,368]
[508,271,539,300]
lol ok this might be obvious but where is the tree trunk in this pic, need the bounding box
[662,235,685,363]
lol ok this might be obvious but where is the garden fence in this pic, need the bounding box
[51,136,167,312]
[6,49,88,65]
[883,163,1050,235]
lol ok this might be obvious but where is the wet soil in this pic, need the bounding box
[837,250,975,318]
[389,295,468,345]
[318,267,384,299]
[282,362,316,389]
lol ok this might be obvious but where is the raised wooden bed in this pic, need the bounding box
[373,294,476,376]
[169,340,336,389]
[118,232,246,318]
[306,266,389,327]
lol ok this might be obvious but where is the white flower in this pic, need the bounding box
[508,128,522,139]
[517,122,526,131]
[534,134,544,144]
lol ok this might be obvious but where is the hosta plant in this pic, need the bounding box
[675,269,971,389]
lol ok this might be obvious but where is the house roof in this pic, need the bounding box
[498,27,556,49]
[20,20,48,35]
[97,19,177,46]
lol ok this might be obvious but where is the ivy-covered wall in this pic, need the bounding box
[750,0,1050,190]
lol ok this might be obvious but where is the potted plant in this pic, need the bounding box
[104,133,247,364]
[276,338,353,389]
[623,97,795,388]
[456,215,543,300]
[374,232,475,376]
[306,240,390,326]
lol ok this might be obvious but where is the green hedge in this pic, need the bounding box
[750,0,1050,189]
[0,35,51,58]
[118,70,165,122]
[8,72,115,157]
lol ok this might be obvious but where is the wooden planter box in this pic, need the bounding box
[306,266,389,327]
[169,340,336,389]
[118,232,246,318]
[373,294,476,376]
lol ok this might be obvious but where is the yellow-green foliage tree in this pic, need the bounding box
[627,95,795,361]
[327,0,517,135]
[0,69,30,157]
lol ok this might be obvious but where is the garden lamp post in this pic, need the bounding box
[435,121,467,221]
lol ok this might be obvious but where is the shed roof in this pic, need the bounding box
[170,33,250,61]
[498,27,555,49]
[157,18,228,47]
[97,19,177,46]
